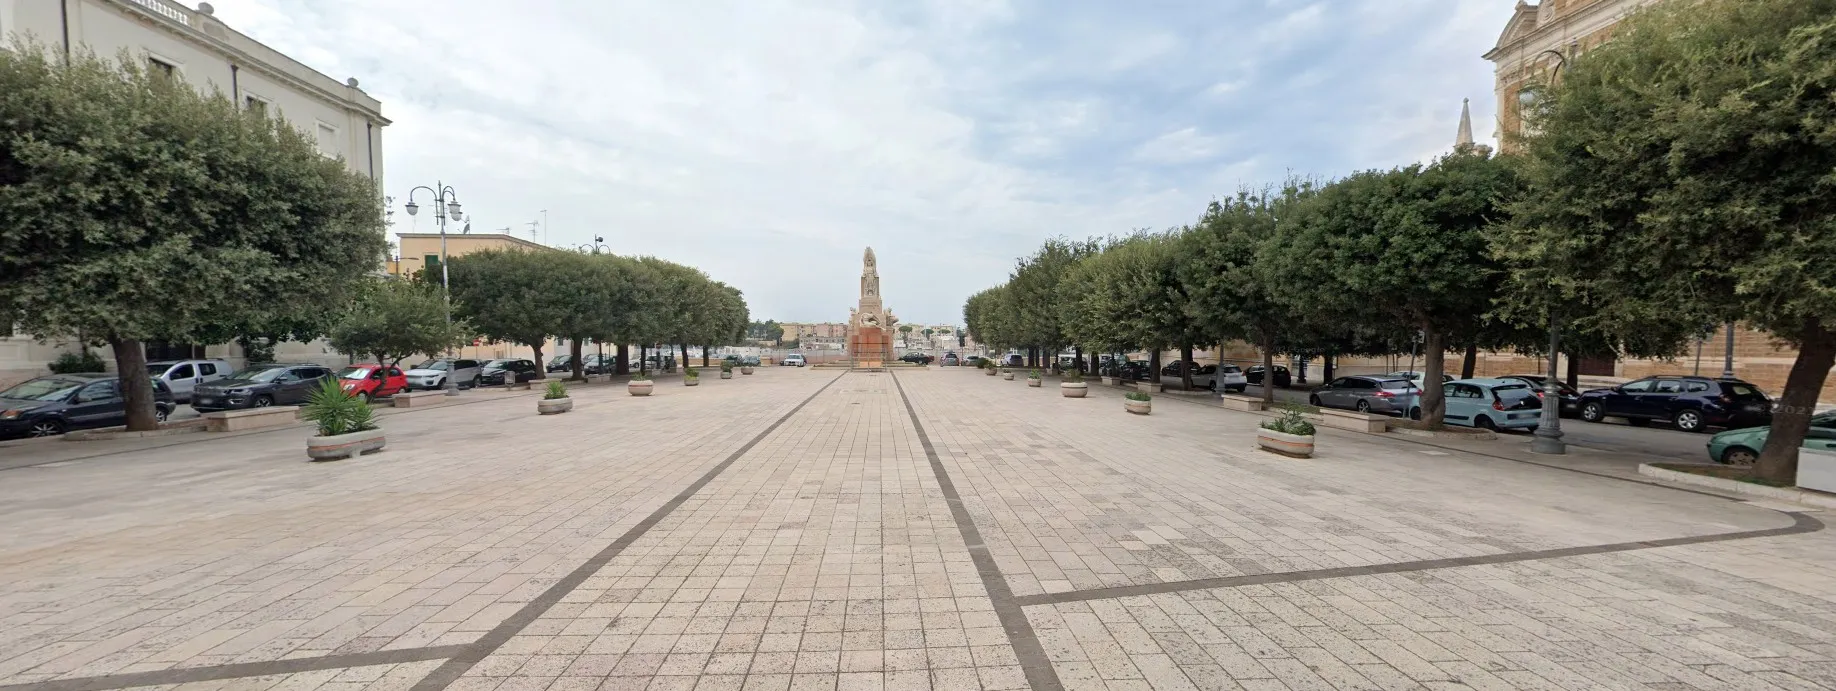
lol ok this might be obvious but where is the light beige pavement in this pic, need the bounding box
[0,368,1832,691]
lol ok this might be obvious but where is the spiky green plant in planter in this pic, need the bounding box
[303,378,378,437]
[1260,403,1317,436]
[544,380,568,400]
[1027,369,1041,379]
[631,370,651,381]
[1063,368,1084,383]
[1124,391,1151,402]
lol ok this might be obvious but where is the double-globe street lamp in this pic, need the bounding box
[1520,41,1576,455]
[403,183,464,396]
[577,236,610,255]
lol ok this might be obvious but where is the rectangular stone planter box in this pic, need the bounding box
[64,418,207,441]
[393,390,447,408]
[1798,448,1836,494]
[1220,395,1265,412]
[1257,429,1315,458]
[204,406,303,433]
[1641,462,1836,509]
[1308,409,1389,433]
[1135,382,1162,393]
[504,380,532,391]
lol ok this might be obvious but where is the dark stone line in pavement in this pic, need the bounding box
[889,371,1064,691]
[1014,512,1825,607]
[0,645,467,691]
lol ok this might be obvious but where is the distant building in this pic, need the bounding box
[1484,0,1658,151]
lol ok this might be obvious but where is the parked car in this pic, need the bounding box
[1115,361,1154,381]
[145,359,232,403]
[1576,376,1772,433]
[335,364,407,403]
[720,354,761,368]
[962,355,987,367]
[1498,374,1582,417]
[900,353,935,365]
[1310,376,1421,416]
[782,353,807,367]
[1245,364,1292,388]
[546,355,575,373]
[1160,361,1221,390]
[192,364,335,411]
[1708,411,1836,466]
[1217,364,1248,393]
[0,374,174,439]
[402,359,483,391]
[1389,371,1455,385]
[584,354,615,374]
[1440,378,1543,431]
[941,353,960,367]
[1000,354,1025,367]
[479,359,541,386]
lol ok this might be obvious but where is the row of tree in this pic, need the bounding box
[966,0,1836,483]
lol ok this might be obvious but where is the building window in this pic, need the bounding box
[147,57,176,79]
[245,95,267,116]
[316,123,338,157]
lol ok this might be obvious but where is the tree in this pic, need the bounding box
[448,249,570,379]
[1184,186,1316,403]
[0,44,387,430]
[328,279,467,367]
[898,324,914,347]
[1503,0,1836,481]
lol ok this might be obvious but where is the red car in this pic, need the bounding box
[336,364,406,403]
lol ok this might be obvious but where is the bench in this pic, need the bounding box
[204,406,302,433]
[393,390,448,408]
[1307,408,1390,433]
[1220,394,1266,412]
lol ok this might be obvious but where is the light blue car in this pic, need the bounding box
[1439,378,1544,431]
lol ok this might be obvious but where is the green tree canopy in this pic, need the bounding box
[328,279,467,367]
[448,249,569,379]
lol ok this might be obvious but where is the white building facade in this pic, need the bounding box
[0,0,389,386]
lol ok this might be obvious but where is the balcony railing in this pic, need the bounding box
[127,0,191,26]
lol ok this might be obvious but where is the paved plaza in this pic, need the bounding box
[2,368,1835,691]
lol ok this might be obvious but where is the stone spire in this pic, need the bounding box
[1456,98,1475,148]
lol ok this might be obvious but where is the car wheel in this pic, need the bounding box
[356,392,371,404]
[1721,446,1759,467]
[253,395,274,408]
[1673,409,1705,433]
[1580,401,1605,422]
[1355,399,1371,413]
[1309,394,1322,406]
[1476,415,1498,431]
[1409,407,1422,421]
[28,419,66,437]
[155,406,171,423]
[436,378,448,390]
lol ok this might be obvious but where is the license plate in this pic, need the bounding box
[1511,413,1535,420]
[1743,404,1763,412]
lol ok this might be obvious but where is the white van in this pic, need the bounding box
[147,359,233,403]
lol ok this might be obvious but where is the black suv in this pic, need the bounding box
[192,364,334,411]
[1576,376,1772,433]
[0,374,175,439]
[899,353,934,365]
[480,359,541,385]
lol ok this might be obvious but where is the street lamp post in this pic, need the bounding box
[1523,41,1576,455]
[577,236,609,255]
[404,183,464,396]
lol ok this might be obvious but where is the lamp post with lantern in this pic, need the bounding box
[403,183,464,396]
[1519,41,1576,455]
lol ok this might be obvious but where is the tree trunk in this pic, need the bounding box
[1461,342,1478,379]
[1180,343,1194,391]
[1323,352,1335,383]
[1074,346,1084,373]
[570,339,585,381]
[111,337,158,431]
[701,345,710,367]
[1149,349,1162,383]
[639,345,648,373]
[616,343,630,375]
[531,343,546,380]
[1420,325,1447,428]
[1259,334,1276,405]
[1755,319,1836,484]
[680,343,690,371]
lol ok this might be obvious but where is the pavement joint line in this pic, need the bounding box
[1014,511,1825,607]
[406,371,846,691]
[889,370,1063,691]
[0,645,468,691]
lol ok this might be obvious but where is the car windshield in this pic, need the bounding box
[0,378,85,401]
[338,366,372,380]
[483,361,511,370]
[1222,365,1241,373]
[227,366,287,382]
[146,363,173,375]
[1493,383,1530,394]
[414,360,450,371]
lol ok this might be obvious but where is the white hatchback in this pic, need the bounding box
[782,354,807,367]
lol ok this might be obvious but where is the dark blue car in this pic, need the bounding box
[1576,375,1772,433]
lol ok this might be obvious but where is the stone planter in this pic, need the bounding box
[984,368,996,376]
[741,366,754,375]
[306,428,386,461]
[720,371,733,379]
[685,378,700,387]
[1003,372,1016,381]
[1102,376,1118,386]
[1257,429,1315,458]
[1799,448,1836,494]
[1027,378,1042,387]
[1061,382,1088,398]
[1124,399,1151,415]
[1135,382,1162,394]
[537,397,573,415]
[629,380,654,396]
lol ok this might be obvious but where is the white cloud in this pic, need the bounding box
[1131,127,1226,165]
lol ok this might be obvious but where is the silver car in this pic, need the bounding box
[146,358,232,403]
[1310,376,1421,416]
[402,358,483,390]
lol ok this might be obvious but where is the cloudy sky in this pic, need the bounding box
[210,0,1509,327]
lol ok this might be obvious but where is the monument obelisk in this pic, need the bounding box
[847,248,894,370]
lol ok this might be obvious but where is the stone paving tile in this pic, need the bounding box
[0,373,835,684]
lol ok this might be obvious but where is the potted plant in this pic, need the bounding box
[1002,367,1016,381]
[1258,404,1317,458]
[741,361,755,375]
[684,367,700,386]
[303,379,385,461]
[1061,368,1088,398]
[1124,391,1152,415]
[1026,369,1042,387]
[720,362,734,379]
[629,371,654,396]
[538,380,572,415]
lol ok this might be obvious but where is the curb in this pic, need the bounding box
[1637,463,1836,509]
[1389,426,1497,441]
